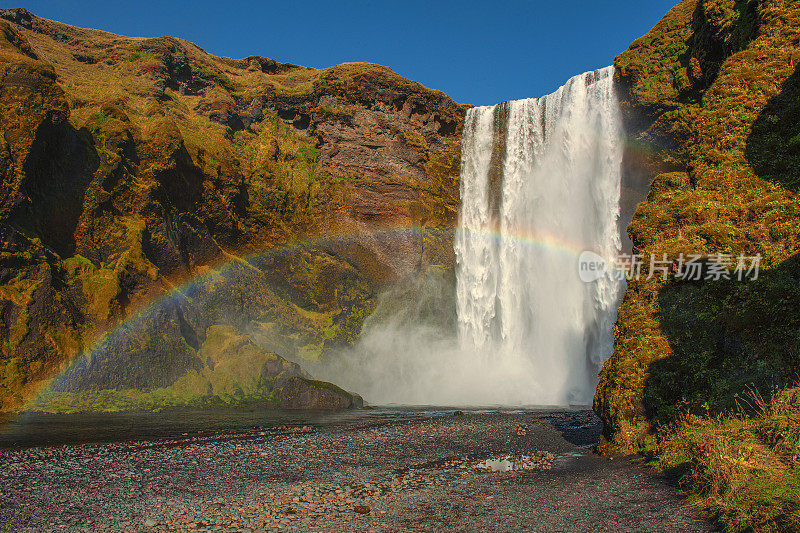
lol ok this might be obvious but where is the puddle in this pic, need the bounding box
[473,453,553,472]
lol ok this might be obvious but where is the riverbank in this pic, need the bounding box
[0,409,714,532]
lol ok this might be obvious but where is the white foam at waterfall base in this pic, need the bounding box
[318,66,624,406]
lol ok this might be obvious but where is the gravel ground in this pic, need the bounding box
[0,409,716,532]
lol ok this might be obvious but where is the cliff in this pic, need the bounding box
[0,8,466,411]
[594,0,800,527]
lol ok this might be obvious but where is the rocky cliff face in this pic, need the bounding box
[0,8,466,411]
[595,0,800,451]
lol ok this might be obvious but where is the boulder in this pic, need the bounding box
[279,376,363,410]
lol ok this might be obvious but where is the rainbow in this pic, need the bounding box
[13,224,601,414]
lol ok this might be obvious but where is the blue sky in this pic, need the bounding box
[4,0,676,105]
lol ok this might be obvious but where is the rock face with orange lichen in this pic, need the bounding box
[0,8,466,412]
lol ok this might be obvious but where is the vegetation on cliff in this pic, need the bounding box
[28,325,362,413]
[595,0,800,529]
[0,8,466,412]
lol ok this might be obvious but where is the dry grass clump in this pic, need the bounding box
[659,386,800,531]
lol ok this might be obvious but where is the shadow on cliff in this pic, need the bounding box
[9,120,97,257]
[746,64,800,190]
[639,58,800,428]
[643,253,800,427]
[688,0,760,91]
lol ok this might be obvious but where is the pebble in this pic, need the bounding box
[0,411,602,532]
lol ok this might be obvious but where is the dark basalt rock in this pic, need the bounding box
[279,376,363,410]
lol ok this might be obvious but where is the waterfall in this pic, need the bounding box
[319,66,623,406]
[455,66,623,405]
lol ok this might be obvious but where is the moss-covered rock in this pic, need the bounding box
[29,324,314,413]
[0,8,466,412]
[279,376,363,410]
[596,0,800,455]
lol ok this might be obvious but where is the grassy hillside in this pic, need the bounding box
[594,0,800,528]
[0,8,466,412]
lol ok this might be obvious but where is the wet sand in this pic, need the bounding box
[0,409,715,532]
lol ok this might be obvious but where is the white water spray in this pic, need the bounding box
[320,67,623,406]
